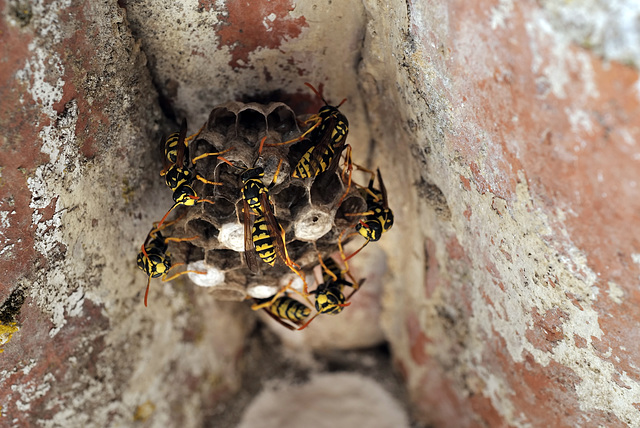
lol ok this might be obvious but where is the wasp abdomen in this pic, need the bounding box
[269,296,311,322]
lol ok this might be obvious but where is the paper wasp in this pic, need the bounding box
[156,119,231,228]
[266,83,350,180]
[251,282,312,330]
[137,217,205,307]
[297,254,361,330]
[236,137,308,293]
[339,167,394,269]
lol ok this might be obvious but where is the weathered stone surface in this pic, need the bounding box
[3,0,640,426]
[359,0,640,426]
[0,1,250,426]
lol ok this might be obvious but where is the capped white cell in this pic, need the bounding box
[247,283,280,299]
[218,222,245,252]
[187,260,225,287]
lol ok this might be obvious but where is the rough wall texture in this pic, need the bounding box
[1,0,640,427]
[0,1,250,426]
[377,0,640,426]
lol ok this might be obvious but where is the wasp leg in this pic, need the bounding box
[317,253,339,282]
[286,279,314,307]
[283,260,309,297]
[269,158,284,188]
[344,210,376,217]
[150,212,189,233]
[337,145,354,206]
[296,311,321,331]
[164,235,199,244]
[144,276,152,307]
[155,203,181,231]
[191,146,235,164]
[264,117,322,147]
[351,163,376,182]
[338,229,369,274]
[162,264,207,282]
[194,175,224,186]
[184,122,207,146]
[251,280,294,311]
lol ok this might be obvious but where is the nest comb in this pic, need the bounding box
[166,101,366,301]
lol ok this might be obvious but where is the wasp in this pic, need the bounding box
[339,168,394,270]
[236,137,308,293]
[296,254,361,330]
[137,217,205,307]
[251,281,312,330]
[240,137,279,216]
[266,83,350,180]
[156,119,231,228]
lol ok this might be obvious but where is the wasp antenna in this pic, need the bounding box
[297,312,320,331]
[258,136,268,155]
[141,243,149,259]
[144,277,151,307]
[270,158,284,187]
[336,98,347,108]
[217,155,235,167]
[304,82,329,106]
[344,239,370,261]
[156,203,179,230]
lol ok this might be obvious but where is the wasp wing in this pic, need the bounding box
[242,198,259,273]
[259,192,291,267]
[305,114,345,177]
[160,134,171,174]
[175,118,188,169]
[376,168,389,210]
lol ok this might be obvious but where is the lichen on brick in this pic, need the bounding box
[0,322,19,352]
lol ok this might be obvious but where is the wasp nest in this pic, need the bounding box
[166,101,366,301]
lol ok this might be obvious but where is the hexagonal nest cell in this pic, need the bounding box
[160,101,367,301]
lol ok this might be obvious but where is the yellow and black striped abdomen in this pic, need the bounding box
[291,147,314,178]
[314,142,337,175]
[380,207,394,232]
[321,257,344,283]
[252,215,277,265]
[164,132,181,164]
[293,109,349,179]
[293,138,338,178]
[293,147,315,178]
[269,296,311,322]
